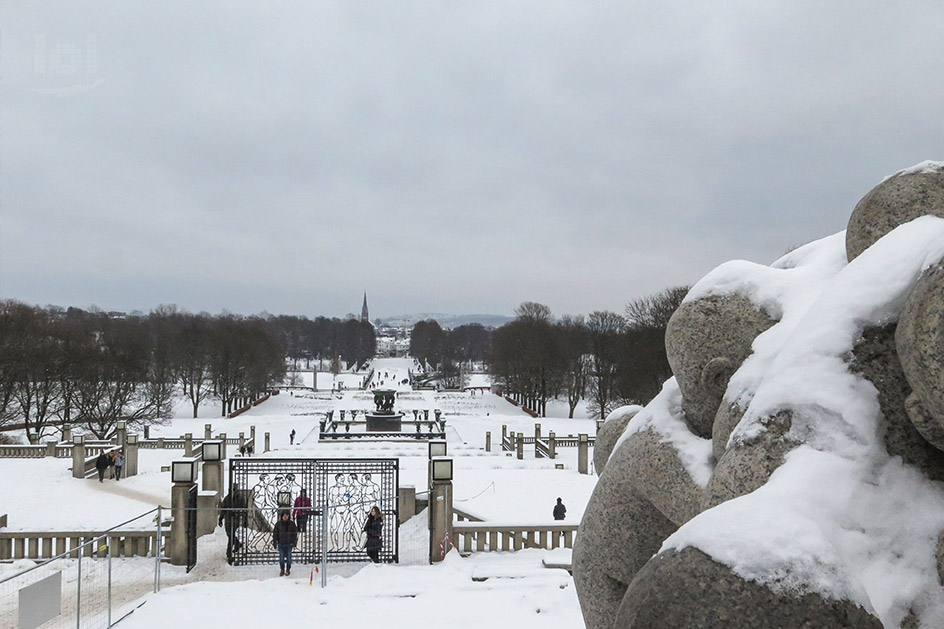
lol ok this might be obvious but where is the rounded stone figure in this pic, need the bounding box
[593,406,640,475]
[897,263,944,452]
[665,295,776,439]
[617,547,882,628]
[846,163,944,261]
[575,294,773,629]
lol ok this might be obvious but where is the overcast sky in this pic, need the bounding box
[1,1,943,320]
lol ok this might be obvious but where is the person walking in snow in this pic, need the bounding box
[114,450,125,481]
[272,510,299,576]
[107,450,117,479]
[219,485,248,565]
[293,488,312,532]
[553,497,567,520]
[95,451,110,483]
[363,505,384,563]
[290,429,296,445]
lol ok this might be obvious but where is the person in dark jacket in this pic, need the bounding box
[95,452,110,483]
[553,497,567,520]
[363,506,384,563]
[219,485,248,565]
[272,510,299,576]
[293,489,312,532]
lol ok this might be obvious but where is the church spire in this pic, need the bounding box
[361,292,369,323]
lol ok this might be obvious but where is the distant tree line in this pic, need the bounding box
[487,287,689,419]
[409,321,491,387]
[263,315,377,372]
[0,302,294,441]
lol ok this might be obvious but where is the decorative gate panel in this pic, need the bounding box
[229,458,398,565]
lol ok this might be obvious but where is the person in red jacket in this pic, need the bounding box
[293,489,312,532]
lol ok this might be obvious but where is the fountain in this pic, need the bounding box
[366,389,403,432]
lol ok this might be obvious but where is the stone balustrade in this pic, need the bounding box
[452,522,579,553]
[0,529,159,561]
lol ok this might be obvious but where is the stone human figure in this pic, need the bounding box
[289,429,296,445]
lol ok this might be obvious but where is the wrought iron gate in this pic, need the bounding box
[186,483,198,572]
[229,458,398,566]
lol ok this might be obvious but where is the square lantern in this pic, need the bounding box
[578,433,589,443]
[116,421,127,431]
[428,440,447,458]
[277,491,292,508]
[73,434,85,444]
[127,434,138,445]
[202,440,223,462]
[171,460,197,484]
[430,457,453,482]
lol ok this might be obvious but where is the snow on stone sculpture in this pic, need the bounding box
[574,162,944,629]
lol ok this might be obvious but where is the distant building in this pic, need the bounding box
[361,292,369,323]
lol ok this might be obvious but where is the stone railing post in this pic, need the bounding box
[204,424,212,441]
[428,459,454,563]
[219,433,227,459]
[485,431,491,452]
[502,424,507,441]
[168,462,197,566]
[125,435,139,477]
[184,433,194,457]
[45,441,57,457]
[71,437,87,479]
[143,425,150,440]
[250,425,256,443]
[61,424,72,443]
[535,423,541,441]
[578,433,589,475]
[549,431,557,459]
[238,432,245,453]
[398,485,416,525]
[264,432,270,453]
[115,421,127,449]
[516,434,524,460]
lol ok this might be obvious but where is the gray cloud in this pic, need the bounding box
[2,1,943,319]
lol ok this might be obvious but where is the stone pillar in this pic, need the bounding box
[578,433,589,475]
[184,433,193,457]
[125,436,139,477]
[197,491,219,537]
[485,432,491,452]
[428,479,454,563]
[549,431,557,459]
[27,433,38,445]
[535,423,541,441]
[596,419,605,434]
[45,441,57,457]
[398,485,416,524]
[202,460,224,496]
[115,423,127,449]
[72,440,87,479]
[204,424,212,441]
[219,434,227,460]
[238,432,245,453]
[250,425,256,443]
[61,424,72,442]
[169,480,195,566]
[516,434,524,460]
[502,425,507,441]
[264,433,270,453]
[144,425,150,440]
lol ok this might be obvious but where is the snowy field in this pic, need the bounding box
[3,364,598,627]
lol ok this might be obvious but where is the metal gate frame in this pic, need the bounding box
[186,484,197,572]
[229,458,398,566]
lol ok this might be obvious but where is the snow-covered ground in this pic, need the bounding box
[3,380,597,627]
